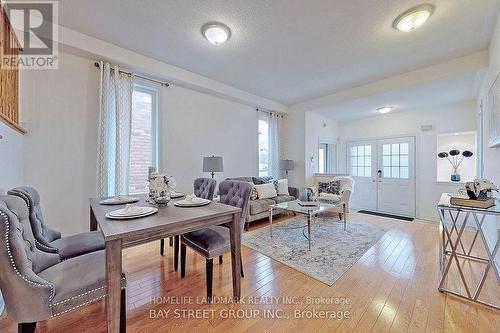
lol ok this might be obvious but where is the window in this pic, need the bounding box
[350,145,372,177]
[318,142,337,174]
[258,114,269,176]
[382,143,409,179]
[128,85,158,194]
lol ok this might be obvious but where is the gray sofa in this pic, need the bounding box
[226,176,299,229]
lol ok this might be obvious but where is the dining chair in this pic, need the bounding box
[0,195,126,333]
[179,180,251,302]
[160,178,217,271]
[8,187,105,260]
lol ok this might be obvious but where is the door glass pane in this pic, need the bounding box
[358,146,364,156]
[400,155,409,167]
[365,156,371,166]
[364,145,371,155]
[391,144,399,155]
[351,166,357,176]
[351,156,357,166]
[391,166,400,178]
[357,167,364,177]
[383,167,391,178]
[351,146,357,156]
[365,167,371,177]
[383,155,390,166]
[391,155,400,166]
[383,144,390,155]
[400,143,409,154]
[357,156,364,166]
[400,167,409,178]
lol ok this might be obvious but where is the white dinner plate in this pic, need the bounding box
[108,206,154,217]
[174,198,211,207]
[106,207,158,220]
[99,196,140,205]
[170,192,186,199]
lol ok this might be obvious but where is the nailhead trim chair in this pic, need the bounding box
[180,180,251,302]
[0,195,126,333]
[160,178,218,271]
[8,187,105,260]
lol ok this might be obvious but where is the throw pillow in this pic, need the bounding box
[276,179,289,195]
[254,182,277,199]
[318,180,341,195]
[249,185,259,200]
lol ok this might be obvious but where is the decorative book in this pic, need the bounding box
[450,196,495,209]
[297,201,318,207]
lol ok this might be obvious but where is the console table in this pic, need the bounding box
[437,193,500,310]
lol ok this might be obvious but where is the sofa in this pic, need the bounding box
[226,176,299,229]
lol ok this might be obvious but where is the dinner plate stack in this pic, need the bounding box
[105,205,158,220]
[99,196,140,205]
[170,192,186,199]
[174,197,211,207]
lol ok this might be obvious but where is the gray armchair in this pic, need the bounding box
[160,178,218,271]
[0,195,126,333]
[180,180,251,302]
[8,187,105,260]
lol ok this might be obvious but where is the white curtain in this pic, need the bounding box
[268,112,281,179]
[97,62,134,196]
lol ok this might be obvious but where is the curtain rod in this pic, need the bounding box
[256,108,286,117]
[94,62,170,87]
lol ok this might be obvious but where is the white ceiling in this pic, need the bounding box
[58,0,500,105]
[315,72,478,122]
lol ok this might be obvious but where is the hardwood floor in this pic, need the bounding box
[1,212,499,332]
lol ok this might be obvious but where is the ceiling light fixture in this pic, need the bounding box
[201,22,231,45]
[393,4,435,32]
[377,107,393,114]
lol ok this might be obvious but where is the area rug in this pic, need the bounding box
[242,216,387,285]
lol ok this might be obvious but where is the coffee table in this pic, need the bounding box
[269,200,346,250]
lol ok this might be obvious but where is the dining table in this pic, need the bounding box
[89,195,242,333]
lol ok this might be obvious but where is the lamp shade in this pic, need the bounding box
[280,159,294,171]
[203,156,224,172]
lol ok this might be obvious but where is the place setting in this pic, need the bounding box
[105,203,158,220]
[174,194,211,207]
[99,195,140,205]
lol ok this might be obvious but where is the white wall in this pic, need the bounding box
[19,50,264,235]
[338,101,477,221]
[304,112,339,186]
[477,9,500,251]
[0,122,24,192]
[159,84,258,194]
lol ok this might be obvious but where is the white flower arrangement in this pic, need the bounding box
[463,178,498,200]
[149,174,176,193]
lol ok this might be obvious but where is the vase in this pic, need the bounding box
[451,168,461,182]
[153,190,171,206]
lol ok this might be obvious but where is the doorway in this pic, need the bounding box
[347,136,416,217]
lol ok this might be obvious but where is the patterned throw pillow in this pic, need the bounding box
[318,180,341,195]
[250,185,259,200]
[272,180,280,193]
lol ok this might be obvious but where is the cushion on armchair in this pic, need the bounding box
[318,180,342,195]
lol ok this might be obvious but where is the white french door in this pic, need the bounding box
[347,136,416,217]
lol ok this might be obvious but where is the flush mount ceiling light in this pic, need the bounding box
[377,106,393,114]
[393,4,435,32]
[201,22,231,45]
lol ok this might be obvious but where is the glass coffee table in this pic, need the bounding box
[269,200,346,250]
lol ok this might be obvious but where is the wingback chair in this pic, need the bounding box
[8,187,105,260]
[160,178,218,271]
[180,180,251,302]
[0,195,126,333]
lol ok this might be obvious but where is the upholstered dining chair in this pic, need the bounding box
[160,178,217,270]
[0,195,126,333]
[8,187,105,260]
[179,180,251,302]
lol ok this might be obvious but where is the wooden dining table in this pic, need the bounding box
[89,196,242,333]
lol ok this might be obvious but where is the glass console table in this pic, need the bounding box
[437,193,500,310]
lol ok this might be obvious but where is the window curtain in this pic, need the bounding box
[97,62,134,197]
[268,112,281,179]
